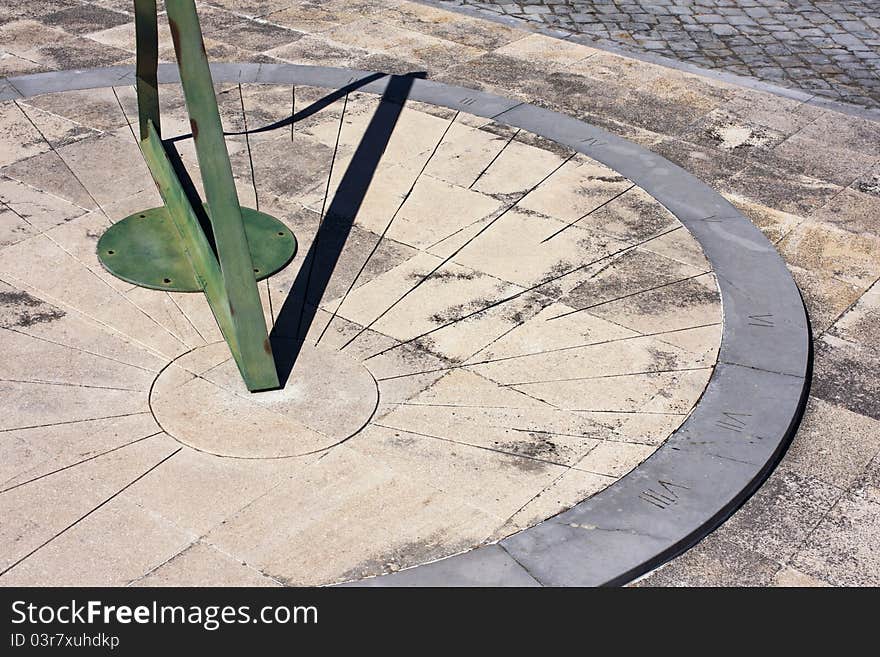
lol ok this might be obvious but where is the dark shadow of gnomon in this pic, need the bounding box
[266,73,422,387]
[161,71,423,388]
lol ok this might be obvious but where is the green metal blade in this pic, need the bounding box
[134,0,160,140]
[164,0,280,391]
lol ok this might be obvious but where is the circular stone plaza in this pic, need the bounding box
[0,0,878,588]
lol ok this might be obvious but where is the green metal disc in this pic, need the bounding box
[97,205,297,292]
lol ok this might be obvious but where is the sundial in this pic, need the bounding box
[0,1,810,586]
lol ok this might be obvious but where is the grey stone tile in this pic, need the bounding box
[784,397,880,489]
[635,534,781,587]
[812,334,880,421]
[719,464,844,562]
[791,491,880,586]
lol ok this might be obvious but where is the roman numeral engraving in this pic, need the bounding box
[460,97,477,106]
[579,136,606,147]
[715,411,751,433]
[694,214,738,223]
[639,479,689,509]
[748,313,774,327]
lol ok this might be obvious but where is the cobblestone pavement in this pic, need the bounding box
[436,0,880,109]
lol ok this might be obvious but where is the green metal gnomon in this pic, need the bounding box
[97,0,296,392]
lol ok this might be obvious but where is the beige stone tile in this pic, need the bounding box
[784,397,880,489]
[471,139,567,196]
[124,444,312,536]
[376,369,603,466]
[85,20,173,54]
[266,33,369,66]
[638,368,713,414]
[327,251,526,361]
[583,273,721,339]
[267,0,387,34]
[0,52,44,77]
[0,175,89,237]
[722,89,825,135]
[492,468,616,538]
[422,121,514,188]
[583,185,680,245]
[444,208,627,289]
[382,1,527,50]
[791,492,880,587]
[789,264,865,334]
[320,19,484,70]
[516,156,631,223]
[812,187,880,237]
[0,235,188,359]
[725,193,804,244]
[795,113,880,159]
[0,378,147,432]
[124,286,207,350]
[42,210,133,291]
[0,433,178,573]
[0,496,195,586]
[574,441,656,478]
[605,411,688,446]
[771,566,832,587]
[721,464,843,563]
[21,86,137,133]
[468,300,639,363]
[387,174,502,250]
[494,33,595,68]
[0,206,38,248]
[1,413,160,493]
[0,101,51,167]
[2,296,167,373]
[469,308,704,387]
[634,534,781,587]
[512,368,707,415]
[207,440,507,585]
[45,132,153,208]
[831,279,880,349]
[135,541,280,587]
[0,323,154,391]
[778,221,880,288]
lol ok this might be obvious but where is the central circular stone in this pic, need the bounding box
[150,342,379,458]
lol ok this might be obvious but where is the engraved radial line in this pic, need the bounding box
[0,411,152,434]
[468,127,520,190]
[112,86,138,144]
[238,83,260,211]
[0,432,161,495]
[314,111,461,347]
[0,447,182,579]
[342,152,578,353]
[292,93,349,339]
[548,271,713,320]
[372,422,573,469]
[540,183,636,243]
[504,365,713,386]
[111,87,209,344]
[12,101,109,219]
[290,85,295,141]
[374,321,721,380]
[0,200,189,348]
[2,326,157,374]
[0,378,143,392]
[363,224,683,360]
